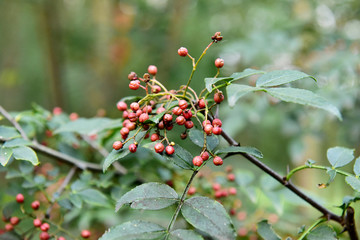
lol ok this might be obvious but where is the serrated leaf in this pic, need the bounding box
[77,189,110,207]
[12,146,39,165]
[116,182,179,211]
[205,77,233,92]
[353,157,360,176]
[256,70,316,87]
[54,118,117,135]
[3,138,32,148]
[345,176,360,192]
[181,196,236,240]
[257,220,281,240]
[215,146,263,158]
[227,84,257,107]
[229,68,265,82]
[327,147,354,168]
[0,147,13,166]
[0,126,20,139]
[306,225,337,240]
[265,88,342,120]
[99,220,166,240]
[188,129,219,151]
[169,229,204,240]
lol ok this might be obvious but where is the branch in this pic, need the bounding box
[345,207,359,240]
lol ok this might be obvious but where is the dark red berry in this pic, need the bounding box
[230,208,236,216]
[212,126,222,135]
[10,217,20,226]
[130,102,140,111]
[116,101,127,111]
[81,230,91,238]
[198,99,206,109]
[213,156,223,166]
[33,219,42,227]
[182,109,192,119]
[150,133,160,142]
[31,200,40,210]
[40,223,50,232]
[16,193,24,203]
[180,132,187,139]
[129,80,140,90]
[158,121,165,129]
[113,141,123,150]
[152,85,161,93]
[139,113,149,123]
[172,106,182,115]
[177,47,188,57]
[193,156,203,166]
[178,100,188,110]
[5,223,13,231]
[176,116,186,125]
[214,91,224,103]
[147,65,157,75]
[40,232,50,240]
[188,186,196,195]
[129,143,137,153]
[165,123,174,131]
[154,143,165,153]
[215,58,224,68]
[184,121,194,129]
[165,145,175,155]
[163,114,173,122]
[212,118,222,127]
[204,124,213,135]
[201,151,209,161]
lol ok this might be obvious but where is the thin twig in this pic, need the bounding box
[0,105,29,140]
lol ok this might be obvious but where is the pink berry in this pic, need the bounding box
[178,100,188,109]
[201,151,209,161]
[128,112,137,122]
[152,85,161,93]
[177,47,188,57]
[10,217,20,226]
[5,223,13,231]
[227,173,235,181]
[16,193,24,203]
[229,187,237,195]
[151,133,160,142]
[147,65,158,75]
[69,112,79,121]
[193,156,203,166]
[53,107,62,115]
[176,116,186,125]
[117,101,127,111]
[215,58,224,68]
[126,122,136,131]
[129,143,137,153]
[135,109,143,117]
[188,186,196,195]
[113,141,123,150]
[139,113,149,123]
[143,105,152,114]
[81,230,91,238]
[40,223,50,232]
[128,72,137,80]
[33,219,42,227]
[212,183,221,191]
[40,232,50,240]
[165,145,175,155]
[156,107,166,114]
[120,127,130,136]
[129,80,140,90]
[130,102,140,111]
[154,143,165,153]
[58,237,66,240]
[122,111,129,119]
[31,200,40,210]
[213,156,223,166]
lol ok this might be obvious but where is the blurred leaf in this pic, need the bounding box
[256,70,315,87]
[115,182,179,211]
[69,193,83,208]
[306,159,316,167]
[54,118,117,135]
[169,229,204,240]
[0,146,13,166]
[78,189,110,207]
[235,170,255,187]
[0,126,20,139]
[2,202,18,219]
[339,195,360,210]
[306,225,337,240]
[226,84,257,107]
[99,220,166,240]
[257,220,281,240]
[181,196,236,240]
[3,138,32,148]
[264,88,342,120]
[353,157,360,176]
[326,169,336,186]
[229,68,265,82]
[205,77,233,92]
[345,176,360,192]
[327,147,354,168]
[118,96,142,103]
[215,146,263,158]
[188,129,219,151]
[12,146,39,166]
[0,231,22,240]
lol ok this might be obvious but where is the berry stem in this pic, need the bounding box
[298,218,326,240]
[286,164,352,181]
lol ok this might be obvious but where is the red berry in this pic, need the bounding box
[180,132,187,139]
[227,173,235,181]
[176,116,186,125]
[212,118,222,127]
[120,127,130,136]
[178,100,188,110]
[229,187,237,195]
[5,223,13,231]
[163,114,173,122]
[182,109,192,119]
[212,183,221,191]
[221,189,228,197]
[202,120,211,127]
[129,80,140,90]
[128,71,137,80]
[204,124,213,135]
[139,113,149,123]
[69,112,79,121]
[40,232,50,240]
[213,156,223,166]
[184,121,194,129]
[81,230,91,238]
[135,109,143,117]
[177,47,188,57]
[215,190,223,198]
[117,101,127,111]
[201,151,209,161]
[154,143,165,153]
[58,237,66,240]
[129,143,137,153]
[53,107,62,115]
[16,193,24,203]
[188,186,196,195]
[126,122,136,131]
[165,123,174,131]
[193,156,203,166]
[122,111,129,119]
[147,65,158,75]
[156,107,166,114]
[214,92,224,104]
[33,218,42,227]
[172,106,183,115]
[198,99,206,109]
[128,112,137,122]
[230,208,236,216]
[158,121,165,129]
[212,126,222,135]
[215,58,224,68]
[130,102,140,111]
[152,85,161,93]
[150,133,160,142]
[40,223,50,232]
[165,145,175,155]
[10,217,20,226]
[143,105,152,114]
[113,141,123,150]
[31,200,40,210]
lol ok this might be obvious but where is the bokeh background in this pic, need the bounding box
[0,0,359,237]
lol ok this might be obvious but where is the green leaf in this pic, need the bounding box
[181,196,236,240]
[257,220,281,240]
[54,118,117,135]
[306,225,337,240]
[115,182,179,211]
[118,96,142,103]
[326,168,336,186]
[215,146,263,158]
[188,129,219,151]
[103,149,130,172]
[227,84,257,107]
[77,189,110,207]
[169,229,204,240]
[69,193,83,208]
[99,220,166,240]
[327,146,354,168]
[353,157,360,176]
[0,147,13,166]
[3,138,32,148]
[256,70,316,87]
[205,77,233,92]
[229,68,265,82]
[0,126,20,139]
[345,176,360,192]
[12,146,39,166]
[264,88,342,120]
[235,170,255,187]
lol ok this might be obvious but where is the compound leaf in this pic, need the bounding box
[256,70,315,87]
